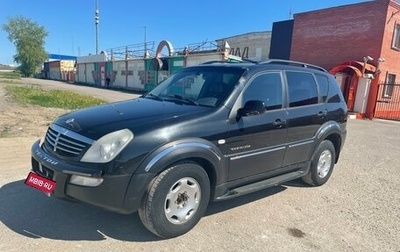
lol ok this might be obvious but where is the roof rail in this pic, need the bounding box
[258,59,327,72]
[201,60,231,65]
[201,60,249,65]
[241,58,258,64]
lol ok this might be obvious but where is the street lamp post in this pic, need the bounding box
[95,0,99,54]
[362,56,373,77]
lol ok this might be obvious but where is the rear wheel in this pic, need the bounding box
[302,140,336,186]
[138,162,210,238]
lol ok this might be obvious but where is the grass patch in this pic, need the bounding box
[5,85,106,110]
[0,79,20,84]
[0,71,21,79]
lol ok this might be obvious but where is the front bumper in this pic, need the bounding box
[31,140,154,214]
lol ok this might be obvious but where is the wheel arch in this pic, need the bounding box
[324,133,342,163]
[136,138,228,193]
[315,121,344,163]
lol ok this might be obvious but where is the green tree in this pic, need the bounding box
[3,16,48,77]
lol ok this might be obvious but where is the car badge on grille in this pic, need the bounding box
[65,118,81,131]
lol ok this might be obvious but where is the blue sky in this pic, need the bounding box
[0,0,369,65]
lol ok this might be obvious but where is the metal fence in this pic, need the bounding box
[374,83,400,120]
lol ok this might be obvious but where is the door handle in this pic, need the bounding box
[273,119,286,128]
[317,110,327,118]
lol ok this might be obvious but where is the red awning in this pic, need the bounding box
[329,61,376,77]
[329,65,363,77]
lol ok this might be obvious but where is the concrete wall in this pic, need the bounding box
[127,60,145,89]
[113,61,126,88]
[216,31,271,61]
[49,67,60,80]
[109,59,146,89]
[77,64,86,83]
[74,39,242,91]
[86,63,95,85]
[75,52,237,91]
[185,54,224,66]
[77,54,107,64]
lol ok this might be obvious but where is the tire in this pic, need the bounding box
[138,162,210,238]
[302,140,336,186]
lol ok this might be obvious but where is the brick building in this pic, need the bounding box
[281,0,400,119]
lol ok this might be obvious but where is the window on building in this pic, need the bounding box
[383,74,396,97]
[286,72,318,107]
[392,23,400,50]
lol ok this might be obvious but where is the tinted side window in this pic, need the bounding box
[243,73,283,111]
[315,74,329,102]
[286,72,318,107]
[327,78,344,103]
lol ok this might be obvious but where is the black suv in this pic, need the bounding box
[28,60,347,238]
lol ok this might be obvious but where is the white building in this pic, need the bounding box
[215,31,271,61]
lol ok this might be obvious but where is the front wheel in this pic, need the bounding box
[138,162,210,238]
[302,140,336,186]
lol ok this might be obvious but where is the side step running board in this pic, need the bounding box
[215,170,307,201]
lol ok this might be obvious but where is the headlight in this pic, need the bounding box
[81,129,133,163]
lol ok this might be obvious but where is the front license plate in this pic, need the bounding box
[25,172,56,194]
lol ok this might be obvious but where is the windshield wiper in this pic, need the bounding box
[145,93,164,101]
[167,94,198,106]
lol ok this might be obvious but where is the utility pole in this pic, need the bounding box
[95,0,99,54]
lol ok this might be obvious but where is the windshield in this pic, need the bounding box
[145,66,246,107]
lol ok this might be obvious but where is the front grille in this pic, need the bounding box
[32,157,54,180]
[44,125,92,157]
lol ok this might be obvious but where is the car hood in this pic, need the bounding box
[54,97,212,139]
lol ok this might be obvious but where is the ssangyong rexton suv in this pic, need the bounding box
[27,60,347,238]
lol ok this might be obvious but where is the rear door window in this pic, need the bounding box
[286,72,318,107]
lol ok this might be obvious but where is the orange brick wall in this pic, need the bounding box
[379,1,400,83]
[290,0,400,118]
[290,0,389,72]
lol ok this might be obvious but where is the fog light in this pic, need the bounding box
[70,175,103,187]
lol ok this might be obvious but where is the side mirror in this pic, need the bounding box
[237,100,266,117]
